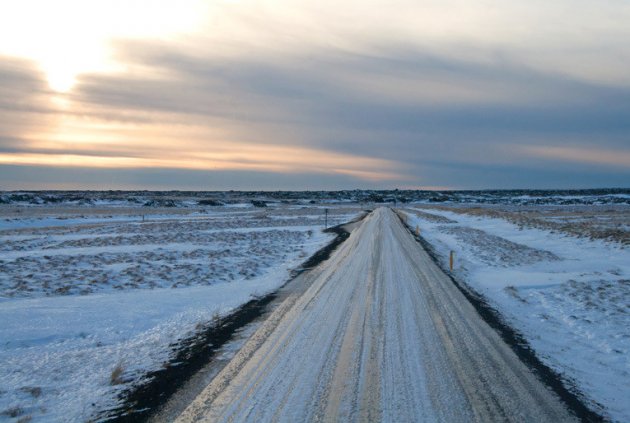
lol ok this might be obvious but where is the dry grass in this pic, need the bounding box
[20,386,41,398]
[110,362,125,385]
[504,285,527,303]
[424,205,630,246]
[0,209,324,298]
[1,406,24,418]
[402,208,456,224]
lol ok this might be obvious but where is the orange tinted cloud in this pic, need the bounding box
[0,143,404,181]
[520,145,630,168]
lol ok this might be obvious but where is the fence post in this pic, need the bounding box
[449,251,454,271]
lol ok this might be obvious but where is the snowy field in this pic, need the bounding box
[402,205,630,422]
[1,191,628,422]
[0,204,360,422]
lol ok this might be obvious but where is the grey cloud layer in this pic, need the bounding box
[2,38,629,189]
[0,57,55,152]
[74,42,630,186]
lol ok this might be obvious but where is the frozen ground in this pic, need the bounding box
[0,204,359,422]
[402,205,630,422]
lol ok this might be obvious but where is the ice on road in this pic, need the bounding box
[177,208,575,422]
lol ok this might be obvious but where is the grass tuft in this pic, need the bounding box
[110,362,126,385]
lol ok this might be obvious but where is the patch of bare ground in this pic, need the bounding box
[402,208,456,224]
[425,204,630,246]
[0,205,361,298]
[439,225,560,266]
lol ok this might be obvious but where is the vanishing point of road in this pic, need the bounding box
[176,207,576,422]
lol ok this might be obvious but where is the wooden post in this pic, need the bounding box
[325,208,328,229]
[415,225,420,236]
[449,251,454,271]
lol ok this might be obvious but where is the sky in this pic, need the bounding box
[1,0,629,190]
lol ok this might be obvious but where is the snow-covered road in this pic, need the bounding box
[176,207,576,422]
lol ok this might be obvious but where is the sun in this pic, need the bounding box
[0,0,208,92]
[36,38,112,92]
[46,69,80,94]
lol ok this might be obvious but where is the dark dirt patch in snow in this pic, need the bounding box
[292,223,351,276]
[435,205,630,246]
[440,225,560,266]
[0,228,311,298]
[405,209,457,224]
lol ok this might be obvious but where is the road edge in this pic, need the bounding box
[393,209,608,423]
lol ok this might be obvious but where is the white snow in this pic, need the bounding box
[0,206,357,422]
[403,207,630,422]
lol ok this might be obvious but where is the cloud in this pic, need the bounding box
[519,145,630,168]
[0,144,404,181]
[2,22,630,189]
[0,57,56,150]
[70,41,630,174]
[0,164,379,191]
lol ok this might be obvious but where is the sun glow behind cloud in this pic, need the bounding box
[4,0,629,93]
[0,0,207,92]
